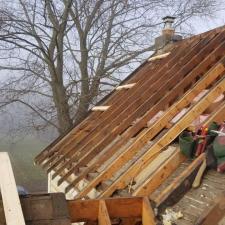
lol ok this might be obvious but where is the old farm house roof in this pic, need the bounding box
[35,23,225,224]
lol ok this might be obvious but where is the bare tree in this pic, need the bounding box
[0,0,221,135]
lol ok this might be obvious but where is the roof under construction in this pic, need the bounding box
[34,24,225,224]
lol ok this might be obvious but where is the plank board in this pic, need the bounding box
[142,197,156,225]
[98,200,111,225]
[0,152,26,225]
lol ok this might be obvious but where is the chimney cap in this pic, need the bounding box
[162,16,176,21]
[162,16,176,30]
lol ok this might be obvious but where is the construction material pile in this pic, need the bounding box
[179,121,225,188]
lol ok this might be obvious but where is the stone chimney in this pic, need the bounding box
[154,16,182,54]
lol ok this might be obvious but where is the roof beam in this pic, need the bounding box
[133,149,186,196]
[142,197,156,225]
[98,200,111,225]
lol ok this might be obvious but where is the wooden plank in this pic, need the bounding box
[68,199,99,222]
[0,152,26,225]
[142,197,156,225]
[55,33,221,185]
[194,192,225,225]
[120,218,138,225]
[206,100,225,123]
[92,106,110,111]
[105,197,142,218]
[98,68,225,198]
[148,52,171,61]
[98,200,111,225]
[116,83,136,90]
[151,153,206,212]
[76,56,225,198]
[133,149,186,196]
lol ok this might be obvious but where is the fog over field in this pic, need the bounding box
[0,104,54,192]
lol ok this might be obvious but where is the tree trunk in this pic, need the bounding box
[52,82,73,134]
[75,34,91,124]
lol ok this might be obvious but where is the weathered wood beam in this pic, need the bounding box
[0,152,26,225]
[68,199,99,222]
[98,200,111,225]
[105,197,142,218]
[151,153,205,212]
[142,197,156,225]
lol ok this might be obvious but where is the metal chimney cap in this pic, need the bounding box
[162,16,176,22]
[162,16,176,29]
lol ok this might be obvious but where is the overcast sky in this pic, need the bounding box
[192,10,225,34]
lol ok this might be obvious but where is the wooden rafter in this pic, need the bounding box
[39,35,196,172]
[74,48,225,198]
[34,27,225,213]
[51,32,218,183]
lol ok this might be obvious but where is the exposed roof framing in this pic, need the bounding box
[35,25,225,202]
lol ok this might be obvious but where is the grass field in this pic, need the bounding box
[0,136,48,192]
